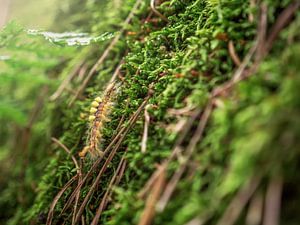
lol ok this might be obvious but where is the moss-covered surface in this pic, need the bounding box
[1,0,300,224]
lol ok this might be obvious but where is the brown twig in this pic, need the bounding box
[138,165,166,225]
[150,0,169,22]
[248,0,256,23]
[77,63,88,82]
[157,101,214,211]
[90,154,127,225]
[49,60,85,101]
[138,109,201,199]
[72,159,83,225]
[46,175,78,225]
[246,191,263,225]
[255,3,268,62]
[51,138,83,225]
[228,40,242,66]
[115,156,127,184]
[51,138,80,173]
[141,104,152,153]
[263,176,283,225]
[212,41,259,98]
[69,0,143,106]
[60,157,101,215]
[138,165,164,199]
[216,176,262,225]
[109,60,124,85]
[265,0,300,54]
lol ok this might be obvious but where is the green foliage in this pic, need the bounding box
[1,0,300,225]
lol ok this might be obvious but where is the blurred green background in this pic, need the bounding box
[2,0,61,28]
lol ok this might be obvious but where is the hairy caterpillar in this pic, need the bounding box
[79,82,116,158]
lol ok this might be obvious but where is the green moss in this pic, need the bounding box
[1,0,300,224]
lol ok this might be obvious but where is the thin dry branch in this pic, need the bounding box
[46,175,78,225]
[50,60,85,101]
[109,60,124,84]
[91,155,127,225]
[51,138,83,225]
[138,165,166,225]
[265,0,300,53]
[228,40,241,66]
[150,0,169,22]
[255,3,267,62]
[51,137,80,173]
[141,104,152,153]
[138,109,200,199]
[263,176,283,225]
[72,159,83,225]
[69,0,143,106]
[246,191,263,225]
[248,0,256,22]
[216,176,262,225]
[157,101,214,211]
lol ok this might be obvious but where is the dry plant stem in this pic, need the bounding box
[248,0,256,22]
[228,40,241,66]
[138,165,165,199]
[72,159,83,225]
[116,157,127,184]
[157,101,214,211]
[50,60,85,101]
[138,166,166,225]
[46,175,78,225]
[138,109,201,199]
[141,104,151,153]
[109,60,124,84]
[74,93,153,223]
[263,176,283,225]
[115,112,126,133]
[212,41,258,97]
[150,0,169,22]
[255,3,267,62]
[184,216,208,225]
[60,157,102,215]
[265,0,300,54]
[51,138,80,173]
[246,191,263,225]
[77,64,88,82]
[91,155,127,225]
[69,0,142,106]
[51,137,83,225]
[216,176,262,225]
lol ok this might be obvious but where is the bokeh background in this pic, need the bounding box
[0,0,61,28]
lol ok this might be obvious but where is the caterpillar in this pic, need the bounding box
[79,82,116,158]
